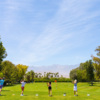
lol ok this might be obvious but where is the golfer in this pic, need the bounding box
[20,80,26,96]
[0,77,4,96]
[73,79,78,96]
[47,82,52,96]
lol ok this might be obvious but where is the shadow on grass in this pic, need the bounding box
[88,84,100,87]
[0,95,6,96]
[89,84,95,86]
[22,95,27,96]
[89,85,95,86]
[2,90,10,91]
[88,82,100,87]
[88,82,96,86]
[4,84,15,87]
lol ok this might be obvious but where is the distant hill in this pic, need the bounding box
[28,64,79,78]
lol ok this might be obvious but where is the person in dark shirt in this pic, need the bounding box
[47,82,52,96]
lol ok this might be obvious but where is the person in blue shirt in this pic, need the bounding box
[73,79,78,96]
[0,77,5,95]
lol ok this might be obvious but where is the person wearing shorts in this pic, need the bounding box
[0,77,4,96]
[20,80,26,96]
[73,79,78,96]
[47,82,52,96]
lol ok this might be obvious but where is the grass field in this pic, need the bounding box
[0,82,100,100]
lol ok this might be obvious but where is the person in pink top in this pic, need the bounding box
[47,82,52,96]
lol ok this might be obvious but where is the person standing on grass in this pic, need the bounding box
[0,77,4,96]
[47,82,52,96]
[20,80,26,96]
[73,79,78,96]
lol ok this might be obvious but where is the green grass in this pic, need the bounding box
[0,82,100,100]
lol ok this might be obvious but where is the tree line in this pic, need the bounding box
[0,39,28,84]
[25,71,71,82]
[1,37,100,84]
[0,60,28,84]
[70,46,100,85]
[0,38,71,84]
[25,71,59,82]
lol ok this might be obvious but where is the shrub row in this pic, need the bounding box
[25,78,71,82]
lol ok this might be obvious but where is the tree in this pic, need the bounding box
[77,63,87,82]
[55,72,59,78]
[35,73,38,78]
[30,70,35,82]
[0,39,7,71]
[77,70,83,82]
[16,64,28,81]
[92,46,100,80]
[86,60,94,85]
[70,68,78,80]
[53,73,56,78]
[70,60,94,82]
[38,73,42,78]
[0,72,3,78]
[26,72,31,82]
[44,72,46,78]
[1,60,18,84]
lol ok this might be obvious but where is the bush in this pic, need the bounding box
[26,78,71,82]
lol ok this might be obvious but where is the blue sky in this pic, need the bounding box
[0,0,100,66]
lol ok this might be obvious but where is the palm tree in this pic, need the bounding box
[26,72,30,82]
[35,73,38,78]
[44,72,46,78]
[30,70,35,82]
[38,73,42,78]
[56,72,59,78]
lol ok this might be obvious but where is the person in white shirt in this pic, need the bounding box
[20,80,26,96]
[73,79,78,96]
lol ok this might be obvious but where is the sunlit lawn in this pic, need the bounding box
[0,82,100,100]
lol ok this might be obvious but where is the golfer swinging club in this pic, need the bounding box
[73,79,78,96]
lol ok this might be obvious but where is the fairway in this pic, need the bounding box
[0,82,100,100]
